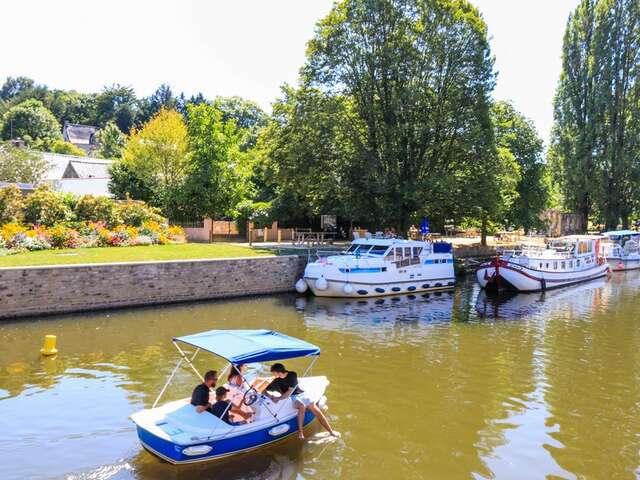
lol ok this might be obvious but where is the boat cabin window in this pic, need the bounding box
[355,245,372,255]
[545,263,549,269]
[553,262,558,270]
[561,261,566,269]
[569,261,573,268]
[368,245,388,255]
[577,259,581,267]
[413,247,423,256]
[404,247,412,258]
[346,245,358,254]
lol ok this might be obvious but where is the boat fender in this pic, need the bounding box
[183,445,213,456]
[269,424,290,436]
[315,277,328,291]
[342,283,353,294]
[295,279,308,293]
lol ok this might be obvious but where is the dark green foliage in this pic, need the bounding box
[552,0,640,229]
[492,101,548,233]
[108,161,154,204]
[1,99,61,146]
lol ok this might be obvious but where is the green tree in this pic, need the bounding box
[96,122,126,159]
[108,160,154,203]
[271,0,497,234]
[214,96,268,150]
[0,142,49,183]
[49,139,86,156]
[95,84,139,133]
[139,84,183,125]
[492,101,548,233]
[0,99,61,146]
[551,0,640,230]
[181,103,250,220]
[122,109,189,214]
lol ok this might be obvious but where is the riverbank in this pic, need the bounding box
[0,255,305,319]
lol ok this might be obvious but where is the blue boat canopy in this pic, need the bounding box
[603,230,639,236]
[173,329,321,364]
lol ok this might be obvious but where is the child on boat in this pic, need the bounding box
[210,386,253,425]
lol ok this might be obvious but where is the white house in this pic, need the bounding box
[62,123,99,155]
[43,152,113,196]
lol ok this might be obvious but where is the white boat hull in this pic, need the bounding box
[476,260,609,292]
[606,257,640,271]
[304,276,455,298]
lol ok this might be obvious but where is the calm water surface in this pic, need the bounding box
[2,274,640,480]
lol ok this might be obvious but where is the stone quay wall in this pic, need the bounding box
[0,255,307,320]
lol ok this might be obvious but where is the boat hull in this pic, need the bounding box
[606,257,640,271]
[137,410,316,464]
[476,261,609,292]
[304,276,455,298]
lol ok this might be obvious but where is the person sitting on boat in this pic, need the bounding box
[210,386,252,425]
[265,363,340,440]
[190,370,218,414]
[226,370,255,422]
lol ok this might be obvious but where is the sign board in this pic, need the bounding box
[321,215,337,231]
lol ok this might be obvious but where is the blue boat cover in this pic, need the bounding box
[173,329,321,363]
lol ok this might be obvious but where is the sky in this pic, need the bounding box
[0,0,580,143]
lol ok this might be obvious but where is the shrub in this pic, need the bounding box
[117,198,164,227]
[49,140,86,157]
[75,195,120,226]
[0,185,25,225]
[48,225,79,249]
[1,222,26,242]
[235,200,272,236]
[24,185,71,226]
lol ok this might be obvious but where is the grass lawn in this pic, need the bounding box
[0,243,273,267]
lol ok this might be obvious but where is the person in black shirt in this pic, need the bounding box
[210,386,252,425]
[190,370,218,414]
[265,363,340,440]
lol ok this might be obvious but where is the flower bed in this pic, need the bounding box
[0,221,186,254]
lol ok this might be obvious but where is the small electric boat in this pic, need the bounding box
[600,230,640,271]
[131,329,329,464]
[476,236,609,292]
[296,237,455,298]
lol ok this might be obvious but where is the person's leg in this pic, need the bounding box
[295,402,306,439]
[308,403,340,437]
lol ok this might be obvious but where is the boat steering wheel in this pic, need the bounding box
[243,387,259,406]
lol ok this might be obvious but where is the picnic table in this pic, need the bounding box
[294,231,335,246]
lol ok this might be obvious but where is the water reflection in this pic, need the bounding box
[2,274,640,479]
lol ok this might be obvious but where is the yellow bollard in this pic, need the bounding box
[40,335,58,356]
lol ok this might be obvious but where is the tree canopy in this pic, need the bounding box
[551,0,640,229]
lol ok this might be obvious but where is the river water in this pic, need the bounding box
[2,273,640,480]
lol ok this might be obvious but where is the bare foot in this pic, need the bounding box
[298,432,305,440]
[330,431,341,438]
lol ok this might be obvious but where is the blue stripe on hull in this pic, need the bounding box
[137,411,316,464]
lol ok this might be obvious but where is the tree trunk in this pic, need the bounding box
[480,214,487,247]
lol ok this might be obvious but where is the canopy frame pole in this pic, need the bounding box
[174,341,204,382]
[152,345,200,408]
[272,355,318,419]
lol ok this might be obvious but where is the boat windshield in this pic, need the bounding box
[368,245,389,255]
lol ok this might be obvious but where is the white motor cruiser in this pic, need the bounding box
[600,230,640,271]
[296,238,455,298]
[476,236,609,292]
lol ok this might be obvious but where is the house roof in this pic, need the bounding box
[42,152,112,181]
[63,123,98,145]
[66,159,111,179]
